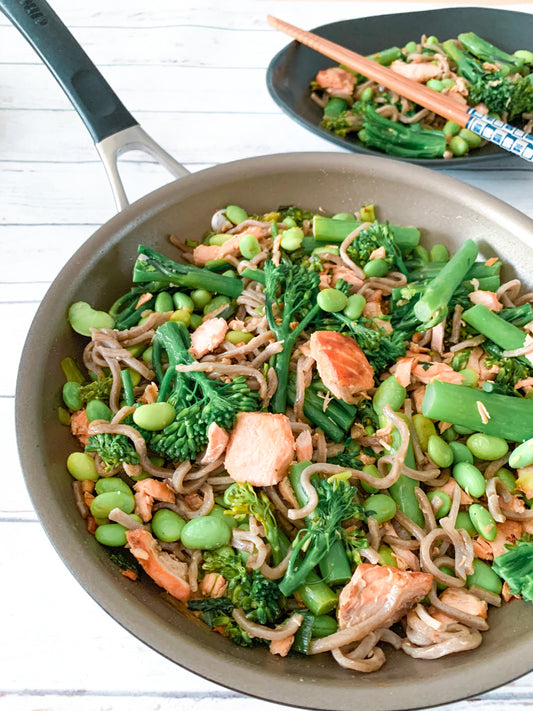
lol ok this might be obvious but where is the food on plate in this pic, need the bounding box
[310,32,533,158]
[60,202,533,671]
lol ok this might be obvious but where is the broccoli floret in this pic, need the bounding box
[277,205,315,226]
[108,550,142,576]
[327,438,364,470]
[85,433,140,472]
[483,349,533,396]
[346,221,408,276]
[149,321,258,462]
[80,375,113,404]
[188,597,254,646]
[321,110,359,137]
[469,72,533,120]
[492,539,533,602]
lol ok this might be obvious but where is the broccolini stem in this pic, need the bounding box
[120,369,135,407]
[462,303,531,364]
[313,216,420,252]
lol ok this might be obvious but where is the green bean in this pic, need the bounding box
[133,402,176,431]
[311,615,338,638]
[427,490,451,519]
[469,504,497,541]
[360,464,382,494]
[60,356,85,384]
[297,569,338,615]
[460,368,479,388]
[68,301,114,336]
[317,288,348,313]
[373,375,406,415]
[62,381,82,410]
[152,508,186,542]
[95,477,133,496]
[378,544,397,567]
[466,433,509,461]
[120,368,135,407]
[466,558,502,594]
[95,523,128,547]
[412,414,436,451]
[449,136,469,156]
[86,399,113,422]
[449,441,474,464]
[225,330,254,345]
[225,205,248,225]
[455,511,477,536]
[169,309,191,327]
[67,452,98,481]
[173,292,194,312]
[429,244,449,262]
[180,516,232,549]
[364,494,397,523]
[427,435,454,468]
[495,467,516,491]
[453,462,486,497]
[280,227,304,252]
[343,293,366,320]
[239,234,262,259]
[191,289,212,309]
[363,258,388,278]
[443,121,461,137]
[509,436,533,469]
[154,292,174,313]
[189,314,203,329]
[90,491,135,520]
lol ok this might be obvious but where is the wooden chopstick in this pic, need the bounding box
[267,15,533,163]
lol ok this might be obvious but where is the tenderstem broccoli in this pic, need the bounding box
[149,321,258,461]
[85,433,140,472]
[312,215,420,253]
[462,303,532,364]
[345,221,408,276]
[492,539,533,602]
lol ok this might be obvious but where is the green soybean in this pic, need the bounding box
[67,452,98,481]
[209,233,233,246]
[429,244,449,262]
[373,375,406,415]
[443,120,461,137]
[240,234,262,259]
[152,508,186,542]
[364,494,397,523]
[515,49,533,64]
[495,467,516,491]
[412,414,436,452]
[449,441,474,464]
[509,437,533,469]
[360,464,382,494]
[466,559,502,595]
[282,216,297,227]
[95,523,128,547]
[360,86,374,102]
[61,356,84,384]
[442,426,458,442]
[208,504,240,529]
[317,288,348,313]
[412,245,429,262]
[142,346,153,363]
[225,205,248,225]
[404,41,417,54]
[204,295,231,316]
[426,79,443,92]
[63,381,82,410]
[458,128,483,149]
[453,462,486,497]
[95,477,133,496]
[311,246,339,257]
[154,292,174,313]
[332,213,355,221]
[68,301,114,337]
[180,516,231,549]
[280,226,304,252]
[454,424,475,435]
[460,368,478,388]
[343,293,366,320]
[170,309,191,327]
[86,399,113,422]
[133,402,176,431]
[469,504,497,541]
[427,490,452,519]
[225,330,253,345]
[173,292,194,312]
[378,544,397,567]
[191,289,212,309]
[441,78,455,89]
[363,258,388,278]
[449,136,469,157]
[90,491,135,520]
[426,35,439,44]
[455,511,477,536]
[427,435,454,468]
[58,406,71,426]
[189,313,203,329]
[466,433,508,461]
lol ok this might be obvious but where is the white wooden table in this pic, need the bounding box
[2,1,533,709]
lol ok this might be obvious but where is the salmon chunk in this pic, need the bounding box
[224,412,295,486]
[468,290,503,312]
[310,331,374,403]
[133,478,175,523]
[201,422,229,464]
[193,235,242,266]
[338,564,433,629]
[390,59,442,83]
[70,408,90,446]
[126,529,191,601]
[315,67,357,95]
[189,317,228,359]
[431,588,488,626]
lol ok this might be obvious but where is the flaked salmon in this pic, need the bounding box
[190,317,228,358]
[133,478,175,523]
[201,422,229,464]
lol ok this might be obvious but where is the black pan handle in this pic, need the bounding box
[0,0,137,143]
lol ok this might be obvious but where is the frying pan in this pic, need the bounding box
[7,1,533,709]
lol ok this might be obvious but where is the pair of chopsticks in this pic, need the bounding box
[267,15,533,163]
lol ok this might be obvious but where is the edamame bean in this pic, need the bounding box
[152,508,186,542]
[412,414,437,452]
[173,292,194,312]
[86,399,112,422]
[509,437,533,469]
[373,375,406,415]
[63,381,82,410]
[455,511,477,536]
[441,78,455,89]
[312,246,339,257]
[469,504,497,541]
[449,136,469,157]
[426,35,439,44]
[225,330,253,345]
[378,544,397,567]
[317,288,348,313]
[364,494,397,523]
[426,79,443,92]
[458,128,482,149]
[170,309,191,327]
[280,226,304,252]
[460,368,478,388]
[58,407,71,426]
[360,464,382,494]
[90,491,135,520]
[466,558,502,594]
[343,293,366,320]
[449,441,474,464]
[189,314,202,329]
[95,523,128,547]
[442,426,457,442]
[453,462,486,498]
[360,86,373,102]
[443,121,461,137]
[429,244,449,262]
[208,504,240,529]
[359,205,375,222]
[466,433,508,461]
[454,424,475,435]
[180,516,231,550]
[514,49,533,64]
[282,216,297,227]
[95,477,133,496]
[516,467,533,499]
[133,402,176,431]
[428,435,454,468]
[191,289,212,309]
[495,467,516,491]
[363,258,388,278]
[204,295,231,316]
[412,245,429,261]
[332,213,355,221]
[61,356,84,384]
[427,490,452,519]
[67,452,99,481]
[404,41,417,54]
[142,346,153,363]
[240,234,262,259]
[225,205,248,225]
[209,233,233,246]
[68,301,114,337]
[154,292,174,313]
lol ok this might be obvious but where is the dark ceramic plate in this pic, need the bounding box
[266,6,533,167]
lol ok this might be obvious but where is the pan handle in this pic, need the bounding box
[0,0,189,211]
